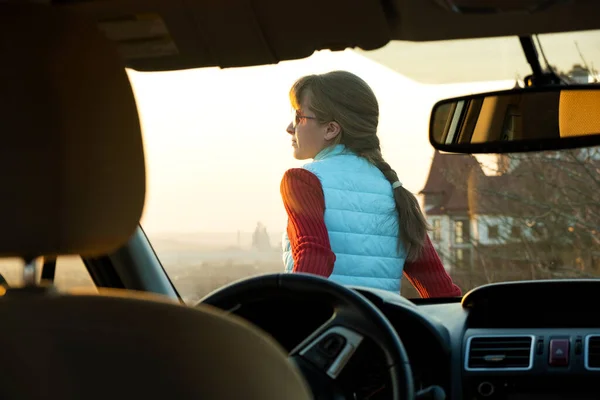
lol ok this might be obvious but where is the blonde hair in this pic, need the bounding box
[289,70,429,261]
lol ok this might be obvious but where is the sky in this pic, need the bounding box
[127,29,600,236]
[358,29,600,83]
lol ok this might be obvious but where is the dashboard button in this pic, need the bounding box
[318,333,346,357]
[302,333,347,370]
[549,338,569,366]
[477,381,495,397]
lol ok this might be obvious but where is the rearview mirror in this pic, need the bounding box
[429,86,600,153]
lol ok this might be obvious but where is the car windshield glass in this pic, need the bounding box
[359,29,599,84]
[131,29,600,304]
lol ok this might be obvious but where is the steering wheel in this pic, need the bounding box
[199,273,414,400]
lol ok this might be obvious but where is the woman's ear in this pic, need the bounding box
[324,121,341,141]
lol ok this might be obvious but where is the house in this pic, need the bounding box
[420,149,600,276]
[419,151,481,270]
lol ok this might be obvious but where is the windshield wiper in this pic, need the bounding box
[519,35,565,87]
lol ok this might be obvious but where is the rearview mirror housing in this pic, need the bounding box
[429,85,600,154]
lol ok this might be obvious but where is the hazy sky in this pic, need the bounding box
[128,30,599,236]
[359,29,600,83]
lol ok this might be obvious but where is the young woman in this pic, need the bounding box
[280,70,461,298]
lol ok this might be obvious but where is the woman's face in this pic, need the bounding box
[286,95,329,160]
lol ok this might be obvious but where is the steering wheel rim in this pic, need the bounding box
[199,273,414,400]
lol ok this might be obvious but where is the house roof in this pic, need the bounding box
[420,151,483,215]
[421,149,600,218]
[420,151,481,194]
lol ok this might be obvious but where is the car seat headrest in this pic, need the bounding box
[0,4,145,259]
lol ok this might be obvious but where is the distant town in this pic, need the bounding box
[147,223,285,304]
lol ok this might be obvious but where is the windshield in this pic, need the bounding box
[130,29,600,304]
[358,28,599,84]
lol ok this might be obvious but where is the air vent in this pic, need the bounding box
[585,335,600,370]
[466,335,534,371]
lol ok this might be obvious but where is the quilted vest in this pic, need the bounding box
[282,144,406,292]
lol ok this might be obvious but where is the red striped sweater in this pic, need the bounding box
[281,168,462,298]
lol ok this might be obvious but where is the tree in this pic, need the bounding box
[542,63,596,84]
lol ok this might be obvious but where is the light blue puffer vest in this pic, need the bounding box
[282,144,406,292]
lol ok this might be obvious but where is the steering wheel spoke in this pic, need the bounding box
[199,273,414,399]
[290,314,364,380]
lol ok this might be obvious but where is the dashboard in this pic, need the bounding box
[355,279,600,400]
[227,279,600,399]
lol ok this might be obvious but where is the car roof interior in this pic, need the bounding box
[55,0,600,71]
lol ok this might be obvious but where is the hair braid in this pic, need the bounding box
[365,150,429,261]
